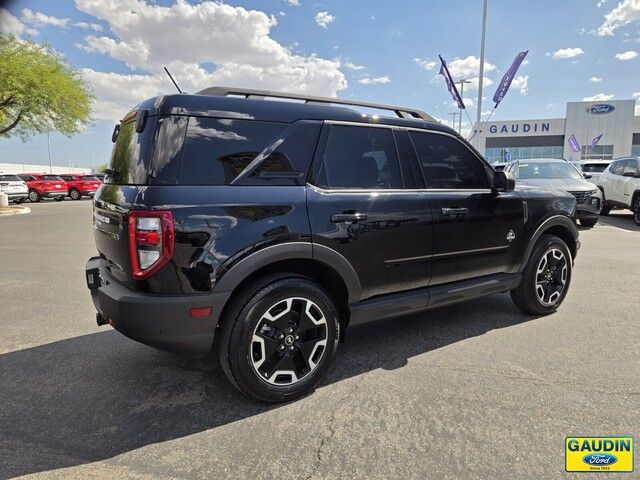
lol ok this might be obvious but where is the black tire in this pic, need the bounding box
[28,189,41,203]
[69,188,81,200]
[599,189,611,215]
[579,218,598,228]
[218,274,340,403]
[633,197,640,226]
[510,234,572,315]
[14,198,25,204]
[54,196,64,202]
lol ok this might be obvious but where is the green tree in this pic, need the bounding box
[0,36,93,140]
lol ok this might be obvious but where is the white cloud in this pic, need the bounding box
[632,91,640,98]
[344,61,366,71]
[466,76,494,90]
[511,75,529,95]
[0,7,37,35]
[598,0,640,35]
[615,50,638,60]
[74,21,102,31]
[583,93,614,101]
[73,0,347,121]
[21,8,70,28]
[590,76,603,82]
[315,11,335,28]
[358,75,391,85]
[286,0,301,5]
[636,104,640,115]
[546,102,557,109]
[446,56,496,78]
[550,47,584,59]
[413,57,437,71]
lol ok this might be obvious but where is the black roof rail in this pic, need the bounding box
[196,86,437,122]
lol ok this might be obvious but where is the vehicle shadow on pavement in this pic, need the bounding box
[0,294,537,478]
[597,212,640,232]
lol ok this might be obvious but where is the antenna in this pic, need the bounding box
[163,67,182,93]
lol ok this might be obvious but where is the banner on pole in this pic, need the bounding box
[438,55,465,109]
[568,134,581,153]
[492,50,528,108]
[590,133,603,150]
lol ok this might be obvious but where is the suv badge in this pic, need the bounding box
[506,229,516,242]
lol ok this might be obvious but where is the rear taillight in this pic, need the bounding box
[128,210,174,279]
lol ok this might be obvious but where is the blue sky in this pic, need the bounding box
[1,0,640,169]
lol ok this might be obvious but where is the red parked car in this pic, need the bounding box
[17,173,68,202]
[59,174,103,200]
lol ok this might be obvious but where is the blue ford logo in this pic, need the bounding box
[590,104,615,114]
[582,453,617,465]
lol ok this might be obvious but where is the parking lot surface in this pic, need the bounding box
[1,200,639,479]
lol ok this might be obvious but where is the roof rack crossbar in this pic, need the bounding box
[196,86,436,122]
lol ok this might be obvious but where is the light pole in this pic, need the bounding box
[474,0,489,146]
[47,132,53,174]
[458,79,472,134]
[449,112,458,129]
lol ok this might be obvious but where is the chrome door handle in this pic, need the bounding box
[441,207,469,216]
[330,212,367,223]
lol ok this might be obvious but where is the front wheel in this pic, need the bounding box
[633,198,640,226]
[579,218,598,228]
[510,234,572,315]
[69,188,81,200]
[218,275,340,403]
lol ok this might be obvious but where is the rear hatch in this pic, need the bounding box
[0,175,27,193]
[40,175,67,192]
[81,175,102,191]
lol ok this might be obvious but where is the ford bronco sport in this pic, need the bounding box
[86,87,579,402]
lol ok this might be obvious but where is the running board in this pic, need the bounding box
[349,273,521,327]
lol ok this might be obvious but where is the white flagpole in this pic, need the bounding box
[474,0,488,147]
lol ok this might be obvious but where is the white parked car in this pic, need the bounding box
[0,174,29,204]
[597,157,640,225]
[571,160,611,183]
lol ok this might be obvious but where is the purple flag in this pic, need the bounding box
[590,133,603,150]
[568,134,581,153]
[438,55,465,109]
[492,50,528,108]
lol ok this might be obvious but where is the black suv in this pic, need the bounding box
[86,87,579,402]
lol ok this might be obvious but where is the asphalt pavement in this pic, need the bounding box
[1,200,639,479]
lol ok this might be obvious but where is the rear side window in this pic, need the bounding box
[314,125,403,189]
[610,160,625,175]
[180,118,286,185]
[109,116,158,185]
[623,159,639,175]
[0,175,21,181]
[410,132,488,189]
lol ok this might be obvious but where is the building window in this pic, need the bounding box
[632,144,640,156]
[484,145,563,164]
[580,144,613,161]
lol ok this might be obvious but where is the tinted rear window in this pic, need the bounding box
[82,175,99,180]
[581,163,608,173]
[0,175,21,181]
[42,175,63,181]
[179,118,286,185]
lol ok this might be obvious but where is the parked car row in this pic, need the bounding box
[0,173,102,203]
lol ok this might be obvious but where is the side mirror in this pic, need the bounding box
[493,170,515,192]
[635,171,640,178]
[583,173,593,179]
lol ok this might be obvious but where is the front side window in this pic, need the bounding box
[610,160,625,175]
[410,132,488,189]
[315,125,403,189]
[623,159,639,175]
[180,118,286,185]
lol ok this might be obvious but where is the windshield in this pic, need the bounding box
[0,175,21,181]
[42,175,63,181]
[516,161,583,180]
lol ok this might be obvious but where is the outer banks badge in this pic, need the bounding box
[565,437,633,472]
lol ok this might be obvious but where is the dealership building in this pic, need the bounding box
[476,99,640,164]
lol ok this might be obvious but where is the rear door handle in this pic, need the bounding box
[330,212,367,223]
[441,207,469,216]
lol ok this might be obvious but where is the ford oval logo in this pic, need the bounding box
[582,453,617,466]
[590,104,615,114]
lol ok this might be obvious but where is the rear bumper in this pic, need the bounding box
[85,256,230,355]
[5,192,28,199]
[41,190,67,198]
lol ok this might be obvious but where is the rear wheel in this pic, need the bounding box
[218,275,340,403]
[599,189,611,215]
[633,198,640,226]
[28,190,40,203]
[510,235,572,315]
[69,188,81,200]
